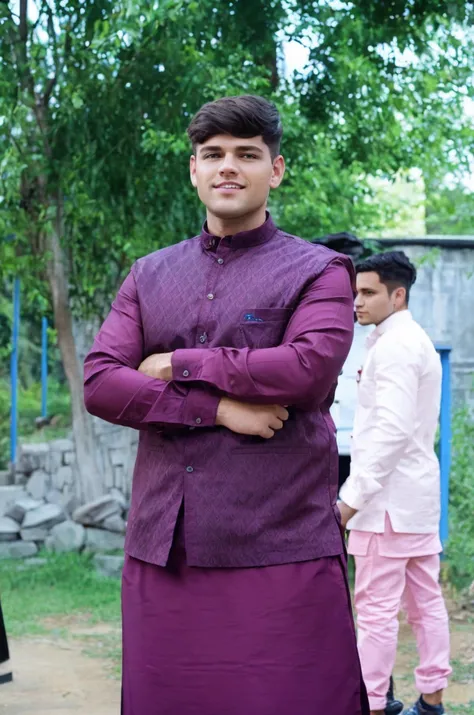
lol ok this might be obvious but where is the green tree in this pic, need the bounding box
[1,0,473,501]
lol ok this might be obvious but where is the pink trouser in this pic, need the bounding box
[354,538,451,711]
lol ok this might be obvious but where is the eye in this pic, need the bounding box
[241,153,258,159]
[203,153,220,159]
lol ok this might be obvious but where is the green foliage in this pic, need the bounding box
[0,551,121,637]
[0,379,71,469]
[445,406,474,589]
[1,0,473,319]
[426,184,474,235]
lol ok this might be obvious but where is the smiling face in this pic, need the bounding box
[355,271,407,326]
[190,134,285,236]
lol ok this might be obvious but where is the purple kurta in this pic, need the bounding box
[122,519,368,715]
[85,215,368,714]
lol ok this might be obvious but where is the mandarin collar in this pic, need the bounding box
[366,310,413,349]
[200,213,278,251]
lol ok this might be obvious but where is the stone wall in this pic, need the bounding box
[12,417,138,501]
[0,418,136,561]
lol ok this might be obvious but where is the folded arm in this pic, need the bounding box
[83,271,220,430]
[171,258,355,405]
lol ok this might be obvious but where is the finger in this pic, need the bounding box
[269,417,284,431]
[261,427,275,439]
[276,406,289,421]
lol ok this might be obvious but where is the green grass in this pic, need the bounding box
[446,703,474,714]
[451,658,474,685]
[0,550,121,637]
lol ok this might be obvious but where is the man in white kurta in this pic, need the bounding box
[338,251,451,715]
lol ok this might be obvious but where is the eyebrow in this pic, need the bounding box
[199,144,264,155]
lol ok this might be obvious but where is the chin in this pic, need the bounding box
[211,203,260,220]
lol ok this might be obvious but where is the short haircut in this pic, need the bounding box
[356,251,417,304]
[187,95,283,159]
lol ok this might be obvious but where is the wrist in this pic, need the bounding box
[216,397,230,427]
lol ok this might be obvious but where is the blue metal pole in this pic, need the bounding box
[10,278,20,467]
[41,317,48,418]
[438,347,452,548]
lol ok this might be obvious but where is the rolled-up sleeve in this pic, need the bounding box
[171,259,355,405]
[84,271,220,430]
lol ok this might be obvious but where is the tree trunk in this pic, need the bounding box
[46,195,103,504]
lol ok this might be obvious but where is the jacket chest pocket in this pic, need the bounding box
[239,308,293,349]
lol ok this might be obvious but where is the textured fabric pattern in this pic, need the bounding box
[84,215,355,567]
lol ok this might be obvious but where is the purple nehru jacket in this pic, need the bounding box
[85,215,369,715]
[84,215,355,568]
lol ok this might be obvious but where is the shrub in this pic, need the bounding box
[445,406,474,590]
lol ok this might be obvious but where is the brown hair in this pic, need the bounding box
[187,95,283,159]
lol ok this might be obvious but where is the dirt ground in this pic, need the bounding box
[0,622,121,715]
[0,608,473,714]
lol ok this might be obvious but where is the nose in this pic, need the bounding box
[218,153,239,175]
[354,294,364,309]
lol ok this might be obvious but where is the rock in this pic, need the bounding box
[73,495,121,526]
[0,485,26,517]
[84,528,125,552]
[0,470,13,487]
[0,541,38,559]
[20,526,50,541]
[53,465,73,490]
[26,470,49,500]
[109,488,128,511]
[94,553,124,578]
[22,502,66,529]
[46,448,62,475]
[48,521,85,552]
[17,443,49,476]
[45,488,62,505]
[60,487,80,515]
[63,451,75,465]
[0,516,21,541]
[102,515,126,534]
[5,496,44,523]
[50,438,74,454]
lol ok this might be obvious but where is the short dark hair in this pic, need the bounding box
[356,251,417,304]
[187,95,283,159]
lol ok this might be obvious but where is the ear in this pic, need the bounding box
[190,155,197,188]
[269,155,285,190]
[394,286,407,307]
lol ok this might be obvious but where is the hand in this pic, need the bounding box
[337,501,357,529]
[216,398,289,439]
[138,352,173,381]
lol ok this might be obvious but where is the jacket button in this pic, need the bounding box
[195,417,202,425]
[186,466,194,473]
[207,293,214,300]
[183,369,190,377]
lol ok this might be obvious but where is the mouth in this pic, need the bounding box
[213,182,245,192]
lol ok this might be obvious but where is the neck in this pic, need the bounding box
[376,305,408,327]
[206,206,267,238]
